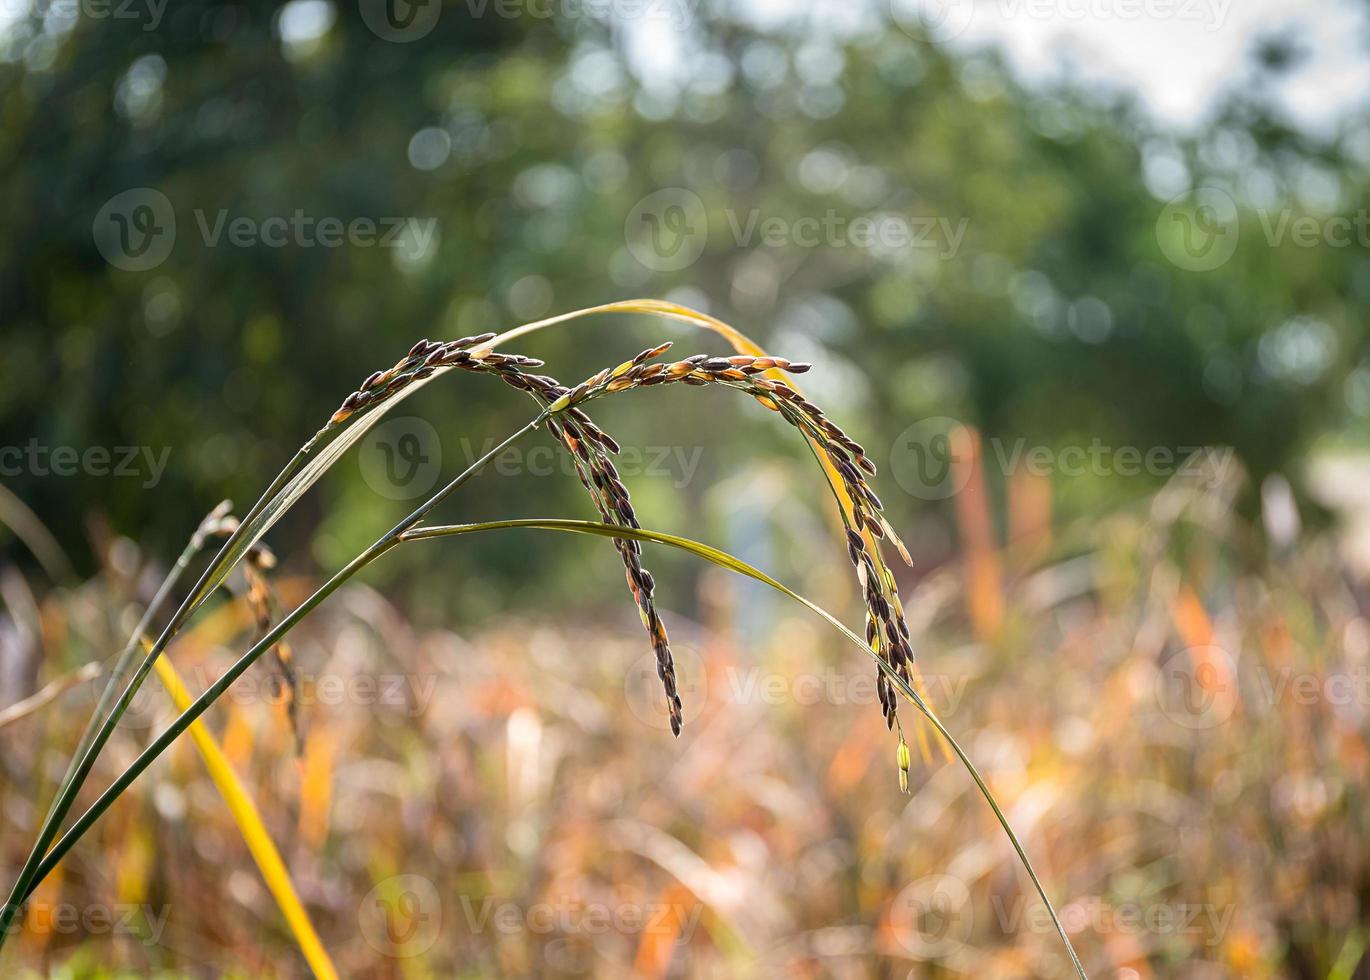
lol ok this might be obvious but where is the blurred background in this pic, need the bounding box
[4,0,1370,975]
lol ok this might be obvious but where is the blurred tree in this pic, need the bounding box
[1,0,1365,597]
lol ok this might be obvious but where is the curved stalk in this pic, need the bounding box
[405,519,1088,980]
[2,460,311,940]
[1,304,1086,977]
[0,419,544,950]
[12,296,796,921]
[15,514,1086,979]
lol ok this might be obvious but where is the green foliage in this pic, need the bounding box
[2,1,1365,597]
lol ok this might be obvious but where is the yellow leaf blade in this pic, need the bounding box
[151,651,338,980]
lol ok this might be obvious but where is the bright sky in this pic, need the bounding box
[929,0,1370,135]
[5,0,1367,138]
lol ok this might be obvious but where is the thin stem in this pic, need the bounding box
[0,664,100,731]
[403,519,1090,979]
[0,456,307,946]
[47,506,222,828]
[912,689,1087,980]
[18,538,397,902]
[0,419,543,944]
[12,511,1086,978]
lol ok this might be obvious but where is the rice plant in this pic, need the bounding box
[0,300,1087,978]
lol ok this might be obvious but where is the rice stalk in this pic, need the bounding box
[546,344,917,735]
[13,511,1088,979]
[9,421,547,912]
[1,339,552,939]
[331,341,685,732]
[401,518,1088,980]
[3,310,1086,978]
[0,663,100,730]
[0,499,333,977]
[485,300,947,759]
[150,647,337,980]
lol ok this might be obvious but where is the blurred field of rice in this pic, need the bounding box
[4,442,1370,978]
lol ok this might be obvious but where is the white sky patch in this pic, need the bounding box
[621,0,1370,137]
[1,0,1364,139]
[892,0,1370,135]
[277,0,336,53]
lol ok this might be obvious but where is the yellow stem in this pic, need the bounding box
[151,649,338,980]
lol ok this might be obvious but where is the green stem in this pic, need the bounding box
[0,420,543,947]
[0,454,308,949]
[47,504,223,829]
[403,519,1090,979]
[11,511,1086,978]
